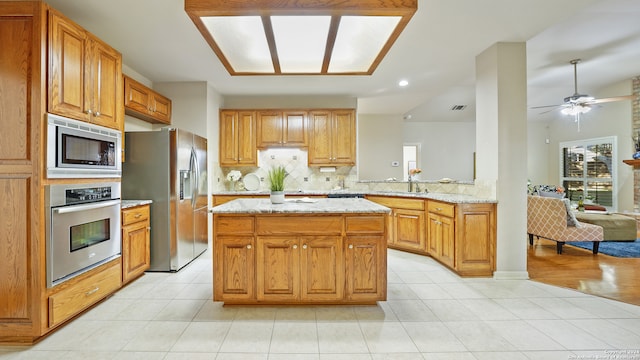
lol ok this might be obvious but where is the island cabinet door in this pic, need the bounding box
[300,236,344,301]
[345,236,386,301]
[256,236,300,302]
[214,236,255,301]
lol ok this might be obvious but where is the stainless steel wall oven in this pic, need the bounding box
[45,182,122,287]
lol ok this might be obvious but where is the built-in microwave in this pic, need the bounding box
[47,113,122,178]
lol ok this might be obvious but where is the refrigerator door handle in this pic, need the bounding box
[190,147,198,209]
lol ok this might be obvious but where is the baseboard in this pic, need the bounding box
[493,270,530,280]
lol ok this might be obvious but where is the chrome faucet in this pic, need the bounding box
[415,183,421,192]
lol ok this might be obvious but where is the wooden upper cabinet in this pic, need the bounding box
[48,9,123,131]
[220,110,257,166]
[308,109,355,166]
[123,75,172,124]
[256,110,308,148]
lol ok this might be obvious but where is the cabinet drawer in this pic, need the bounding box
[215,216,255,234]
[48,261,121,327]
[257,216,342,235]
[427,201,455,217]
[345,215,385,234]
[367,196,425,210]
[122,206,149,225]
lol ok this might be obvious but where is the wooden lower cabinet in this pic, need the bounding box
[48,260,122,327]
[454,203,496,276]
[213,213,386,304]
[121,205,151,284]
[427,203,455,268]
[256,235,344,302]
[366,196,426,253]
[368,195,496,277]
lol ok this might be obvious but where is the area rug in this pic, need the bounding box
[566,240,640,258]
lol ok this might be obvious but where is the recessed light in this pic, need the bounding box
[398,80,409,87]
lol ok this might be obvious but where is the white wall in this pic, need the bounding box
[403,122,476,181]
[358,114,404,180]
[533,79,634,212]
[527,121,552,185]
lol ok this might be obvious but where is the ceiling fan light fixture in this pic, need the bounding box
[561,104,591,116]
[185,0,417,76]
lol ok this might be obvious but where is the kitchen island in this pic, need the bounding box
[210,198,390,305]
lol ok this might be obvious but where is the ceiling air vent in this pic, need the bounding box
[450,105,467,111]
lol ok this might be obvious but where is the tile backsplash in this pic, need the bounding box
[215,148,356,192]
[212,148,495,199]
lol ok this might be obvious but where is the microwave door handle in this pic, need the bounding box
[53,199,121,214]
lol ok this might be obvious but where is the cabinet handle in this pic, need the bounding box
[147,226,151,230]
[86,109,93,115]
[293,244,298,249]
[85,287,99,296]
[95,111,100,116]
[348,244,353,249]
[436,207,442,211]
[135,214,142,218]
[246,244,252,249]
[302,244,307,249]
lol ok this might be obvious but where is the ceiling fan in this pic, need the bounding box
[531,59,636,129]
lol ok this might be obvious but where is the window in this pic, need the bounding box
[559,136,617,211]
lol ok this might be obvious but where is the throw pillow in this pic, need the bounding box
[562,198,581,228]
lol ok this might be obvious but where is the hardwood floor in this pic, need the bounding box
[527,238,640,306]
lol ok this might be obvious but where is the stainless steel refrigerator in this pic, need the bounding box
[122,128,208,271]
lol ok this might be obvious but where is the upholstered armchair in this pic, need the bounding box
[527,195,603,254]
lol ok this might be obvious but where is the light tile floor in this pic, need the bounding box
[2,249,640,360]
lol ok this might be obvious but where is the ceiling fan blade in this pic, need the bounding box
[530,104,562,109]
[590,95,637,104]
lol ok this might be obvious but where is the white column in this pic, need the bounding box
[475,42,529,279]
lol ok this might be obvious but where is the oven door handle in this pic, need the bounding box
[53,199,121,214]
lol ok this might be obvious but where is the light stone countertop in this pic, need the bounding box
[212,190,496,204]
[210,198,391,214]
[121,199,153,209]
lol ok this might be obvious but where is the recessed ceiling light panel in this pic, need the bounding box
[186,0,417,76]
[272,16,330,73]
[328,16,401,73]
[201,16,274,73]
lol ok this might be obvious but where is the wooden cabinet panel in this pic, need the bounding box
[0,2,45,343]
[256,111,283,147]
[256,110,308,148]
[394,209,426,251]
[214,235,255,301]
[256,215,342,235]
[215,215,255,234]
[121,205,151,284]
[49,10,123,130]
[331,110,356,165]
[256,236,300,301]
[345,236,386,301]
[455,203,496,276]
[300,236,343,301]
[283,111,308,147]
[220,110,257,166]
[48,11,89,121]
[90,39,122,129]
[367,196,426,253]
[124,75,172,124]
[308,111,332,165]
[427,201,455,268]
[0,178,30,320]
[48,260,121,327]
[308,109,355,166]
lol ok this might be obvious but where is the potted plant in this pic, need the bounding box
[267,165,287,204]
